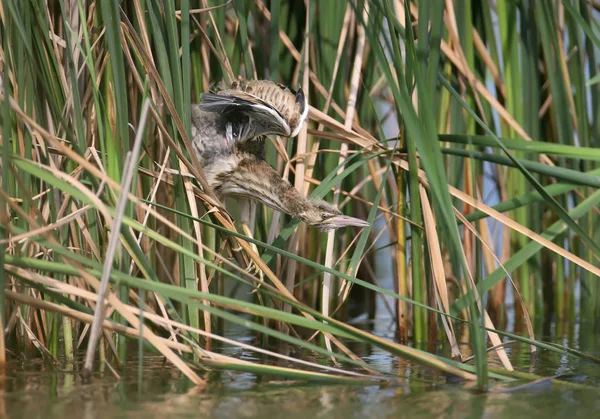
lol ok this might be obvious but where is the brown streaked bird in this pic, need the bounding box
[191,80,368,231]
[208,137,369,231]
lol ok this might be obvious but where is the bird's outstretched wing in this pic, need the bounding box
[199,92,292,138]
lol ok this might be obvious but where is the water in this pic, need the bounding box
[2,320,599,418]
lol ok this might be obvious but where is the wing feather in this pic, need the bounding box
[199,93,291,137]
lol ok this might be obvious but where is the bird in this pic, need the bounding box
[191,79,369,231]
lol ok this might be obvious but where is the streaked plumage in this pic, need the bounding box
[209,138,369,231]
[199,80,308,140]
[191,80,368,231]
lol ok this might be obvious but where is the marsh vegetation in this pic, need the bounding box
[0,0,599,399]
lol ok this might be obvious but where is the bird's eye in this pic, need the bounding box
[321,214,332,221]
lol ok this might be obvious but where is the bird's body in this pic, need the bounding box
[199,80,308,141]
[191,80,368,231]
[190,105,236,182]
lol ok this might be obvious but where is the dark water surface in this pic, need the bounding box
[1,319,599,418]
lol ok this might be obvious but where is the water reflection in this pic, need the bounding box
[1,321,599,418]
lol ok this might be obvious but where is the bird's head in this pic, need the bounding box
[299,199,370,231]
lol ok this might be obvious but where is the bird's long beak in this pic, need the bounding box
[328,215,370,229]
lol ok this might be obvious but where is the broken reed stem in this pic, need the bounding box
[83,99,150,375]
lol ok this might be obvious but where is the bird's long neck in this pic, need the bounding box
[216,154,312,222]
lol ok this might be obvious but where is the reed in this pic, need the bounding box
[0,0,598,390]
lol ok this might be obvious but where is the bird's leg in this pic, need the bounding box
[239,198,264,291]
